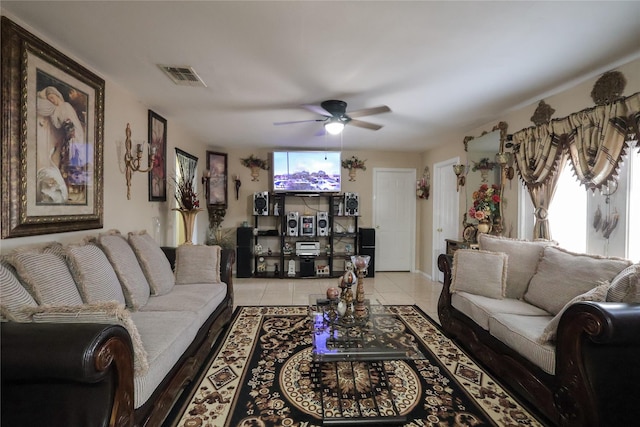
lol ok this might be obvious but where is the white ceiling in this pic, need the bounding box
[3,1,640,152]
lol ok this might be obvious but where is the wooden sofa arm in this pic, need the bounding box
[1,322,134,427]
[556,301,640,427]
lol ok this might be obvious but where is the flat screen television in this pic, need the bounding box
[272,151,341,193]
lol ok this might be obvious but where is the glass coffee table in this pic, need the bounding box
[308,294,425,425]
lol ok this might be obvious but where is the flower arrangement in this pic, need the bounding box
[173,157,200,210]
[240,154,269,170]
[469,184,500,222]
[471,157,496,171]
[341,156,367,170]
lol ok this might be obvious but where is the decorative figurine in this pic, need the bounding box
[351,255,371,320]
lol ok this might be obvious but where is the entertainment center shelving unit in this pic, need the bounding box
[248,193,359,279]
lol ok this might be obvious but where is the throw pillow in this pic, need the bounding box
[451,249,507,299]
[9,243,83,306]
[66,243,126,305]
[175,245,221,285]
[524,246,631,315]
[25,301,149,375]
[0,261,38,322]
[607,263,640,302]
[94,231,150,310]
[128,231,175,296]
[538,282,609,344]
[477,234,556,299]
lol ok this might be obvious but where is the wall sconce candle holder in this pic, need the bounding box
[124,123,157,200]
[495,152,514,182]
[452,164,467,192]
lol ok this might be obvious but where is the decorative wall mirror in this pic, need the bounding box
[461,122,509,240]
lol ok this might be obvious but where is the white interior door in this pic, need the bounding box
[373,168,416,271]
[432,158,460,281]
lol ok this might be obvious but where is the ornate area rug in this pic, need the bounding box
[171,306,545,427]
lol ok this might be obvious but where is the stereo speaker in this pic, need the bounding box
[317,212,329,236]
[253,192,269,215]
[236,227,254,278]
[358,227,376,278]
[344,192,359,216]
[287,211,299,236]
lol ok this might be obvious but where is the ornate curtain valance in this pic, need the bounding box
[513,91,639,189]
[511,122,564,188]
[510,91,639,239]
[564,92,639,190]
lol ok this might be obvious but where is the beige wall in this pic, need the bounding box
[213,148,422,264]
[2,14,638,275]
[419,57,640,277]
[0,60,207,253]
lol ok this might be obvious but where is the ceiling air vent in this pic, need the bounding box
[158,65,207,87]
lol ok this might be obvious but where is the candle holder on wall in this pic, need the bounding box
[124,123,157,200]
[452,164,468,192]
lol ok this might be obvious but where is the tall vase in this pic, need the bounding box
[175,209,203,245]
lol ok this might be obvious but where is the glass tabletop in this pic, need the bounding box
[308,294,425,362]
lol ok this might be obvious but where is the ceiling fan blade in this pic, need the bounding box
[347,105,391,118]
[273,119,325,126]
[301,104,332,117]
[348,119,383,131]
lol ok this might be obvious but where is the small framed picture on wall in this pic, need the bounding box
[148,110,167,201]
[205,151,228,208]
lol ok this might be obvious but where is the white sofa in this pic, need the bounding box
[1,230,235,427]
[438,233,640,426]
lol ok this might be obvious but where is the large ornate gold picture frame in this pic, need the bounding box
[1,17,105,238]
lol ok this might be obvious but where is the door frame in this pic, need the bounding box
[431,157,460,280]
[372,167,417,272]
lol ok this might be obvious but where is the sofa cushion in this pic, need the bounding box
[95,231,150,310]
[130,310,200,408]
[489,313,556,375]
[524,246,631,315]
[451,249,507,299]
[10,243,83,306]
[0,261,37,322]
[175,245,221,285]
[128,231,175,296]
[451,292,550,330]
[66,243,126,305]
[26,301,149,375]
[140,282,227,325]
[478,234,556,299]
[607,263,640,303]
[538,282,610,344]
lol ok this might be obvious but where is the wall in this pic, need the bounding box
[420,57,640,276]
[0,13,208,253]
[213,148,422,265]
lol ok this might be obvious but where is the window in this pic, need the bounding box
[519,144,638,261]
[548,166,586,253]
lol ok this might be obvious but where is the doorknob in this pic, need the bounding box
[437,228,443,232]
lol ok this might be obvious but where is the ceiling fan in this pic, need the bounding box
[274,100,391,135]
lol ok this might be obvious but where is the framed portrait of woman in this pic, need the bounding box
[1,17,105,238]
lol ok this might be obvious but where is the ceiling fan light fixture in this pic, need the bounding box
[325,119,345,135]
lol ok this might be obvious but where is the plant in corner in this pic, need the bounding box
[173,160,200,211]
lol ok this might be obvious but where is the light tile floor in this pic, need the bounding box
[233,272,443,324]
